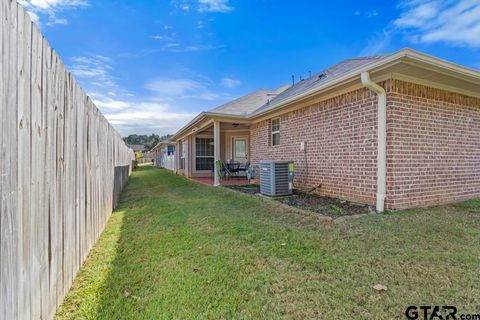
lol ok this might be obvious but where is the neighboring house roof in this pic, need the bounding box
[151,141,175,151]
[208,86,290,116]
[127,144,146,152]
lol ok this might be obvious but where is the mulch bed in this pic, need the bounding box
[226,184,372,217]
[227,184,260,195]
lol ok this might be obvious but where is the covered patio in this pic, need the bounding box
[175,116,252,186]
[171,89,279,186]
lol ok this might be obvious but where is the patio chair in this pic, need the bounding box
[213,160,234,180]
[227,161,240,177]
[237,162,250,174]
[238,161,250,177]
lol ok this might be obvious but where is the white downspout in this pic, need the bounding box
[361,72,386,212]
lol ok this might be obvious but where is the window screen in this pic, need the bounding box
[271,118,280,146]
[195,138,214,170]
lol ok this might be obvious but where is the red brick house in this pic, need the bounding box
[171,48,480,211]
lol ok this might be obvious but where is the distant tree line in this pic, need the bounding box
[123,133,173,151]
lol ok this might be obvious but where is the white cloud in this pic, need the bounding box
[118,43,222,58]
[151,35,174,41]
[150,26,220,53]
[20,0,87,10]
[394,0,480,47]
[92,96,130,110]
[166,44,221,52]
[171,0,191,12]
[144,78,228,101]
[18,0,88,26]
[165,43,181,48]
[361,0,480,55]
[103,101,195,136]
[171,0,233,13]
[64,53,207,136]
[145,79,205,96]
[198,0,233,13]
[220,77,240,88]
[67,53,233,136]
[46,18,68,26]
[367,10,379,18]
[19,0,87,10]
[27,11,40,23]
[395,1,438,28]
[106,106,194,126]
[361,29,392,55]
[352,9,379,18]
[87,91,195,136]
[69,54,118,88]
[85,84,195,136]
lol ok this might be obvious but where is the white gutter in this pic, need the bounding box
[361,72,387,212]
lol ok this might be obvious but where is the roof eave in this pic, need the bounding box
[203,112,249,119]
[171,112,250,141]
[171,112,207,141]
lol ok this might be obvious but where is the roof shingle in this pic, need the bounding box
[208,85,289,116]
[251,55,388,115]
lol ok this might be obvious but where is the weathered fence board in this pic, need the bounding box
[0,1,134,319]
[16,5,31,319]
[1,2,19,320]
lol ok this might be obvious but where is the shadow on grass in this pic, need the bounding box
[94,165,283,319]
[92,165,344,319]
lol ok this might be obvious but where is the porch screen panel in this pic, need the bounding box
[196,138,214,170]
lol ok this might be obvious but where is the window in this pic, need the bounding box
[271,118,280,146]
[234,139,246,159]
[195,138,214,171]
[167,145,175,155]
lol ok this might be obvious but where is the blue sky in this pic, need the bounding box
[20,0,480,136]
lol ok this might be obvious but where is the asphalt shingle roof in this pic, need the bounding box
[251,55,389,116]
[127,144,146,152]
[208,85,289,116]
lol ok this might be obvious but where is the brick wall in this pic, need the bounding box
[386,80,480,209]
[250,79,480,209]
[250,86,379,205]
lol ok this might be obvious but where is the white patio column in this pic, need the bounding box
[213,121,221,186]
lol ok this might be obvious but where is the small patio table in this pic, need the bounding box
[225,161,241,177]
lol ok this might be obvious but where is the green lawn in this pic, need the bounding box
[56,165,480,319]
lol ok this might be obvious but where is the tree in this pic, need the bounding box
[135,151,143,161]
[123,133,173,151]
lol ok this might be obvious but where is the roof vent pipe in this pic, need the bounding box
[361,72,387,213]
[291,75,295,86]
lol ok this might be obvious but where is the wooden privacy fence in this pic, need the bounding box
[0,1,135,319]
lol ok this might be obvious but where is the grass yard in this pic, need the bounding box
[56,165,480,319]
